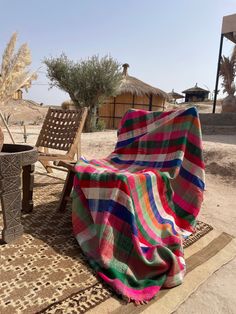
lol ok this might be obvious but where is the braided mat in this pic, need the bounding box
[0,173,213,314]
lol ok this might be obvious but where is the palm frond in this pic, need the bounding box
[219,45,236,95]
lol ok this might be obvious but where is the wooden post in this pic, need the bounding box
[162,99,165,111]
[113,97,116,128]
[23,124,27,143]
[149,95,153,111]
[213,34,224,113]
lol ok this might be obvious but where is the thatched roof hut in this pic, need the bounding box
[99,64,168,129]
[182,83,209,102]
[118,63,168,98]
[168,89,184,103]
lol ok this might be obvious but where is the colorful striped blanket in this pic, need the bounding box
[72,107,205,302]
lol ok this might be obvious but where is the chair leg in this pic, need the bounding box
[40,160,53,173]
[38,148,53,173]
[58,170,75,212]
[22,164,35,213]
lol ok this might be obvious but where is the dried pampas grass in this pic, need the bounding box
[0,32,38,143]
[0,32,37,104]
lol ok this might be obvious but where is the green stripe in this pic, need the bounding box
[174,203,195,224]
[89,258,167,289]
[160,174,195,225]
[123,111,162,128]
[75,171,128,183]
[132,136,187,149]
[133,136,201,152]
[186,140,203,159]
[131,177,173,245]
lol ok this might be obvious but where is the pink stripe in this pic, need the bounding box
[128,176,164,243]
[173,193,200,216]
[72,214,87,235]
[98,272,161,301]
[91,212,132,238]
[128,175,182,246]
[75,164,105,174]
[141,129,187,141]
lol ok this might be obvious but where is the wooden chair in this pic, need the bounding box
[36,107,88,173]
[56,160,76,211]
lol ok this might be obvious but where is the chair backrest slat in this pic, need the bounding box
[36,107,88,153]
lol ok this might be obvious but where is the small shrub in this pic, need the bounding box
[33,116,43,125]
[61,100,75,109]
[96,119,106,131]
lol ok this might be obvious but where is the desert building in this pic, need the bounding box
[168,89,184,103]
[98,64,168,129]
[182,84,209,102]
[12,89,23,100]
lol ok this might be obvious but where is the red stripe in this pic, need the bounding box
[92,212,132,238]
[120,113,197,135]
[72,214,88,235]
[119,111,175,134]
[185,150,204,168]
[76,178,130,195]
[116,144,185,155]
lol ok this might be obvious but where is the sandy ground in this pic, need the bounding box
[2,126,236,314]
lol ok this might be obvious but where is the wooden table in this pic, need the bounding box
[0,144,38,243]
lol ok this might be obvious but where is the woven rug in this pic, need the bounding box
[0,173,235,314]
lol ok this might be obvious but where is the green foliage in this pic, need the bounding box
[44,54,78,104]
[44,54,122,131]
[95,118,106,131]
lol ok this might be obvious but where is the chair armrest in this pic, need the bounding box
[54,160,76,172]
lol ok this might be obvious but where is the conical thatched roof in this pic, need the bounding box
[116,64,168,99]
[182,83,209,94]
[168,89,184,100]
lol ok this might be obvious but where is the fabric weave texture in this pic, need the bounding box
[72,107,205,301]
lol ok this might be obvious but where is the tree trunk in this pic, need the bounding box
[84,106,97,132]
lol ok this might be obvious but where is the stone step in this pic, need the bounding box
[199,113,236,126]
[201,125,236,135]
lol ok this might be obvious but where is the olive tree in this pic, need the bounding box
[44,54,122,131]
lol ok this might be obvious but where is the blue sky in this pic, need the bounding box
[0,0,236,105]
